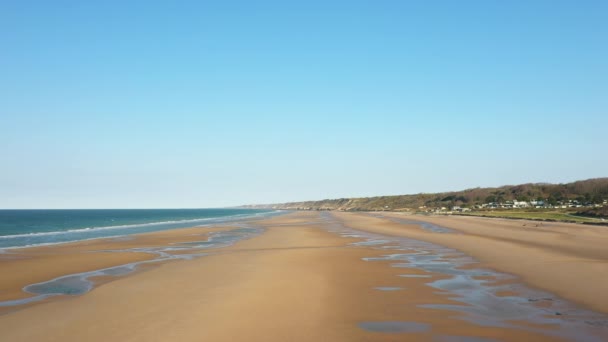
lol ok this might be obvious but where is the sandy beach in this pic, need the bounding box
[1,212,607,341]
[337,212,608,313]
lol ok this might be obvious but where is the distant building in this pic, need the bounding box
[530,200,545,207]
[513,200,530,208]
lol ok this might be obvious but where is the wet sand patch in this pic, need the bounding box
[374,287,404,291]
[358,321,430,333]
[325,212,608,341]
[399,274,433,278]
[0,225,263,310]
[495,290,520,297]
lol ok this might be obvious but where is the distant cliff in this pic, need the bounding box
[243,178,608,212]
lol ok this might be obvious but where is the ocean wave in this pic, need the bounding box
[0,212,270,240]
[0,235,125,250]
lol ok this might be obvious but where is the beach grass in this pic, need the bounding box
[459,210,603,223]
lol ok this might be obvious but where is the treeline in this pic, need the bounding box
[444,178,608,207]
[245,178,608,211]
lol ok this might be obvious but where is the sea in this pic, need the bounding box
[0,208,280,250]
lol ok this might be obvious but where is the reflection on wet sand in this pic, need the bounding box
[322,212,608,342]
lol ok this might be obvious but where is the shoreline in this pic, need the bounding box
[0,209,284,250]
[1,212,607,341]
[0,224,258,308]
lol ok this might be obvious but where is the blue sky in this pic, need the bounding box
[1,1,607,208]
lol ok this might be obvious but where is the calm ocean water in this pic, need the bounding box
[0,209,279,249]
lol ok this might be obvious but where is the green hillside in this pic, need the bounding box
[244,178,608,213]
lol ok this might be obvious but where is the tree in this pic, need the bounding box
[584,193,591,202]
[551,191,564,201]
[592,193,604,204]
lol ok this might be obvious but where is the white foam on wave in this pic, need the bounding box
[0,218,216,239]
[0,210,284,250]
[0,211,280,240]
[0,234,125,250]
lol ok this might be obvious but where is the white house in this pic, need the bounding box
[513,200,530,208]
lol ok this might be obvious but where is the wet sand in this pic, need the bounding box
[0,226,235,303]
[338,211,608,313]
[0,212,607,341]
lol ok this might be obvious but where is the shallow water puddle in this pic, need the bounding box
[434,336,500,342]
[367,213,456,234]
[319,212,608,342]
[358,321,430,333]
[374,286,403,291]
[0,225,263,308]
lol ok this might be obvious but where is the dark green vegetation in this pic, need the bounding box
[576,205,608,218]
[244,178,608,220]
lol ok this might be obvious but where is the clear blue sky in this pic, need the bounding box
[1,1,607,208]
